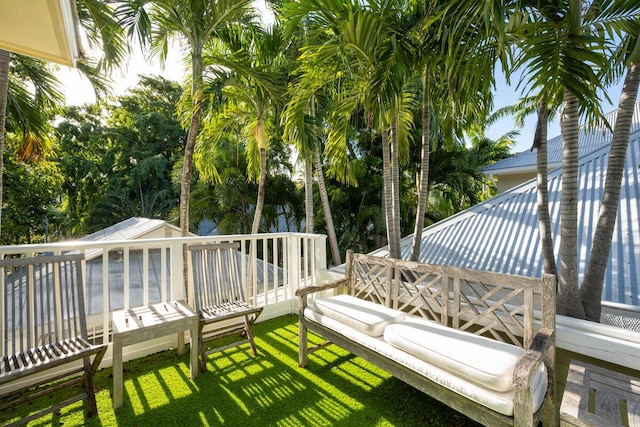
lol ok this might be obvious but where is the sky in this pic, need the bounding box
[55,0,626,155]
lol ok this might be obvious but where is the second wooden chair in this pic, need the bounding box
[188,243,263,371]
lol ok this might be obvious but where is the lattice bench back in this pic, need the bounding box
[345,251,556,350]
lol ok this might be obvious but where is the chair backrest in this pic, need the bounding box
[0,253,88,357]
[189,243,245,312]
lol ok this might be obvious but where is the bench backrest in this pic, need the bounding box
[345,251,556,349]
[0,254,88,357]
[189,242,245,312]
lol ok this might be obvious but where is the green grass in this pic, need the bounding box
[1,315,480,426]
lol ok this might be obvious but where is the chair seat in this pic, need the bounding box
[200,301,263,322]
[1,337,105,384]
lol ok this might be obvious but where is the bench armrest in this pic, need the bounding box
[511,327,554,426]
[295,278,348,297]
[513,327,554,387]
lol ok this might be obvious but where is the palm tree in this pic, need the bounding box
[161,0,252,235]
[284,0,415,259]
[118,0,255,294]
[282,83,343,265]
[0,49,10,238]
[0,53,64,239]
[581,34,640,321]
[279,11,343,265]
[407,0,501,261]
[508,0,639,319]
[193,23,290,290]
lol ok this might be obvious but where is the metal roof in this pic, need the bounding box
[80,217,177,243]
[482,103,640,174]
[374,102,640,306]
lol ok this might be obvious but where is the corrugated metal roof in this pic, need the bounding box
[375,102,640,306]
[79,217,174,242]
[482,102,640,174]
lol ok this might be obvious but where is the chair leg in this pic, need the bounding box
[244,315,258,356]
[82,357,98,417]
[198,325,208,372]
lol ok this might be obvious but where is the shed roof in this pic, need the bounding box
[80,217,179,243]
[375,102,640,307]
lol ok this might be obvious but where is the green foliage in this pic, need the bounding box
[55,76,185,235]
[1,143,63,245]
[190,135,304,235]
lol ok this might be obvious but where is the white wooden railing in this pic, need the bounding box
[0,233,327,348]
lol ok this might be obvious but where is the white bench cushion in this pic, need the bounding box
[313,294,405,337]
[304,307,547,416]
[384,317,544,393]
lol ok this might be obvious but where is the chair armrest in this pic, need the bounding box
[513,327,554,387]
[295,278,347,297]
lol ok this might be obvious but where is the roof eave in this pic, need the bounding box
[0,0,81,67]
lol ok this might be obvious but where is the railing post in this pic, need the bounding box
[314,235,328,288]
[170,240,186,303]
[101,248,110,344]
[287,235,301,313]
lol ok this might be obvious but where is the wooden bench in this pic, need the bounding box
[0,254,106,426]
[297,251,557,427]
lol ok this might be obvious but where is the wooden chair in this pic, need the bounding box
[189,243,263,372]
[0,254,106,426]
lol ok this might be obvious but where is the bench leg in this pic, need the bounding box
[299,318,308,368]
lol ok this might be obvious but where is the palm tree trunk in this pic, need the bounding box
[304,155,313,234]
[390,117,401,259]
[252,147,267,234]
[581,59,640,321]
[557,89,585,319]
[535,102,557,275]
[381,128,398,258]
[410,67,430,262]
[315,150,341,266]
[0,49,9,240]
[181,52,204,300]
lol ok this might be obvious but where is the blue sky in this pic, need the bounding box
[487,67,627,153]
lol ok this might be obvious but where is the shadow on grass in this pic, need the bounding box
[0,315,480,426]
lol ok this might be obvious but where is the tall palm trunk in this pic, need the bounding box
[381,128,399,259]
[581,60,640,321]
[315,150,341,265]
[410,67,430,262]
[535,102,557,275]
[390,117,402,259]
[181,51,204,300]
[0,49,9,239]
[304,155,313,234]
[557,89,585,319]
[252,147,267,234]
